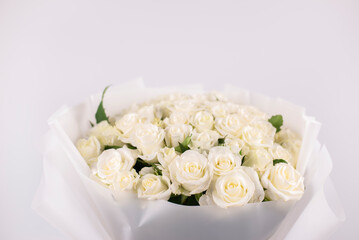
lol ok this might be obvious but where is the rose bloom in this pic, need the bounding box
[215,114,245,137]
[164,124,192,148]
[261,163,304,201]
[137,168,171,201]
[241,120,276,148]
[90,120,122,147]
[169,150,213,196]
[207,146,241,176]
[132,123,165,163]
[190,110,214,132]
[96,147,137,184]
[76,136,101,164]
[199,167,264,208]
[189,130,219,152]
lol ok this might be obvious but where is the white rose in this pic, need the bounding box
[241,120,275,147]
[132,123,165,162]
[137,105,156,123]
[189,130,219,152]
[164,124,192,148]
[137,173,171,200]
[238,106,268,123]
[261,163,304,201]
[199,168,256,208]
[157,147,178,169]
[242,148,273,174]
[190,111,214,132]
[163,112,189,126]
[90,120,122,146]
[207,102,229,119]
[241,166,265,203]
[224,137,249,156]
[268,143,294,166]
[111,169,139,192]
[275,128,301,168]
[169,150,213,196]
[208,146,241,176]
[115,113,141,143]
[168,99,201,115]
[76,136,101,163]
[97,147,136,183]
[215,114,245,137]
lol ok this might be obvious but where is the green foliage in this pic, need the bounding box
[175,135,191,153]
[273,159,288,166]
[268,115,283,133]
[95,86,110,124]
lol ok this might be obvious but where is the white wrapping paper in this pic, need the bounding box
[32,79,345,240]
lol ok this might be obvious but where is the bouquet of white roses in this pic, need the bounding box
[33,80,344,240]
[77,86,305,208]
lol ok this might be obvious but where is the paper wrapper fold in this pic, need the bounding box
[32,79,345,240]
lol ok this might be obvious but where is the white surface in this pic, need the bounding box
[0,0,358,239]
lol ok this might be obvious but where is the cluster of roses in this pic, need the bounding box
[76,90,304,208]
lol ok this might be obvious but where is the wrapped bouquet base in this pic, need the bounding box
[32,80,345,240]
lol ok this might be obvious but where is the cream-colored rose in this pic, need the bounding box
[261,163,304,201]
[208,146,241,176]
[115,113,141,143]
[164,124,192,148]
[224,137,249,156]
[76,136,101,163]
[168,99,201,115]
[190,111,214,132]
[241,120,275,147]
[169,150,213,196]
[275,128,301,168]
[268,143,294,166]
[242,148,273,174]
[97,147,136,184]
[111,169,139,192]
[157,147,178,169]
[132,123,165,162]
[239,106,268,123]
[199,168,256,208]
[241,166,265,203]
[215,114,245,137]
[163,112,189,126]
[189,130,219,151]
[137,105,156,123]
[137,173,171,200]
[207,102,229,119]
[90,121,122,146]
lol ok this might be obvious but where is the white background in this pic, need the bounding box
[0,0,358,239]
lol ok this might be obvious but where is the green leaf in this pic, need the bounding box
[152,164,162,176]
[133,158,151,173]
[182,135,191,147]
[180,195,188,204]
[195,193,203,203]
[168,194,182,204]
[218,137,225,146]
[239,149,243,155]
[104,145,121,150]
[273,159,288,166]
[174,135,191,153]
[268,115,283,133]
[241,155,246,165]
[126,143,137,150]
[95,85,110,124]
[263,197,271,202]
